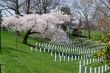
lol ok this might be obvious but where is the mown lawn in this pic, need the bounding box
[1,31,80,73]
[1,31,110,73]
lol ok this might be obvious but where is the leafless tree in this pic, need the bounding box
[0,0,60,15]
[100,0,110,10]
[0,0,61,36]
[71,0,99,38]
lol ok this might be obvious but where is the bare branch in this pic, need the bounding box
[100,0,110,10]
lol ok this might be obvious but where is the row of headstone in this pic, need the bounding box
[31,42,105,63]
[36,42,95,51]
[31,46,93,61]
[81,57,104,66]
[41,42,105,49]
[79,61,109,73]
[54,52,92,62]
[35,42,99,55]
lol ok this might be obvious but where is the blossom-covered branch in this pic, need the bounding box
[2,11,71,44]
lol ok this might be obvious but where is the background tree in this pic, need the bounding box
[0,10,2,24]
[94,0,110,33]
[60,6,71,32]
[97,16,110,34]
[71,0,100,38]
[31,0,60,14]
[0,10,2,53]
[0,0,24,36]
[0,0,61,36]
[0,0,60,15]
[99,0,110,11]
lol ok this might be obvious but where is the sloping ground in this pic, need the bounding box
[1,31,110,73]
[1,31,79,73]
[71,37,106,49]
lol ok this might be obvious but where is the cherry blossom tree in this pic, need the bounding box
[51,28,70,44]
[2,11,71,44]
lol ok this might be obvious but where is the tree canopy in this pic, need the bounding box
[2,11,71,44]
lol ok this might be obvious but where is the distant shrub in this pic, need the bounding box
[93,44,110,66]
[90,31,103,40]
[1,26,8,31]
[101,33,110,43]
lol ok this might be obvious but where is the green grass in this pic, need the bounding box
[81,30,105,40]
[1,31,80,73]
[1,31,110,73]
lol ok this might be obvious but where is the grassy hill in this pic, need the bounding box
[1,31,110,73]
[1,31,80,73]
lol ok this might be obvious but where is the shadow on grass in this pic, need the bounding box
[15,40,35,48]
[7,47,30,55]
[25,43,35,48]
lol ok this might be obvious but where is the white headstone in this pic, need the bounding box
[64,56,66,61]
[36,47,37,51]
[51,52,53,56]
[31,47,33,51]
[105,65,107,71]
[68,56,70,61]
[75,56,77,60]
[94,67,97,73]
[55,52,57,61]
[102,66,104,73]
[40,48,42,52]
[71,56,73,61]
[79,61,82,73]
[98,67,100,73]
[90,67,92,73]
[59,55,62,62]
[85,66,88,73]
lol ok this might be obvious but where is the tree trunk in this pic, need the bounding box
[88,29,91,38]
[86,18,91,38]
[23,30,31,44]
[15,0,21,37]
[87,23,91,38]
[43,0,47,14]
[16,31,20,36]
[26,0,30,14]
[15,0,20,15]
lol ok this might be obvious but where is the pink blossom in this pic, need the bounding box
[2,11,71,44]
